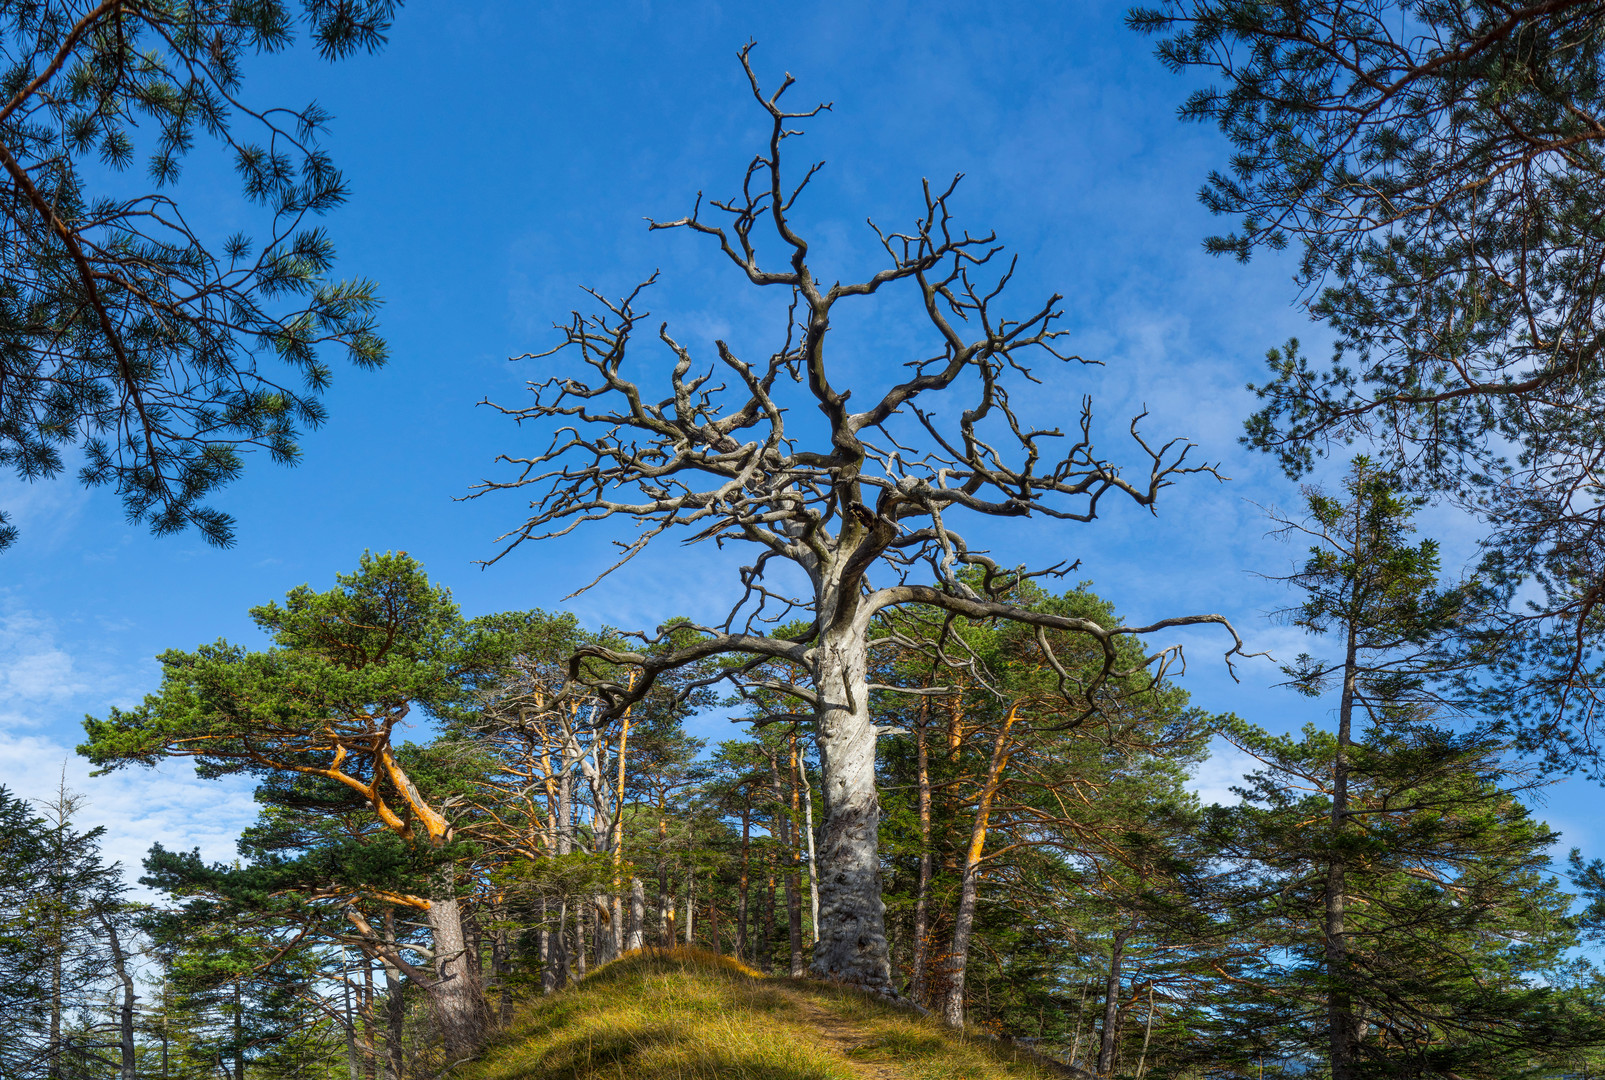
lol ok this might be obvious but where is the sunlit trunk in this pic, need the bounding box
[942,709,1014,1026]
[627,878,646,951]
[808,621,892,992]
[910,700,933,1004]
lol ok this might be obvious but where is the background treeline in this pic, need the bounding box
[10,467,1605,1079]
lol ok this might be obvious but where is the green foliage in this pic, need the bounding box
[79,551,494,789]
[0,0,398,550]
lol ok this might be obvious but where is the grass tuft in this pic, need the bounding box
[463,947,1074,1080]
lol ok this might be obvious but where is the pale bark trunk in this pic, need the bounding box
[627,877,646,951]
[683,867,695,945]
[799,754,821,944]
[427,887,480,1055]
[1136,985,1156,1080]
[808,623,892,992]
[910,699,933,1005]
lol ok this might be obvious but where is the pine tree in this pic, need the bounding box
[1186,462,1602,1078]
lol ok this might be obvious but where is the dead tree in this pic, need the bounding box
[474,46,1247,993]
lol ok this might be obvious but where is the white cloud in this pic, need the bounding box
[0,730,254,897]
[1188,738,1259,807]
[0,601,256,898]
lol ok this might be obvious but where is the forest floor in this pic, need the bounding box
[460,946,1087,1080]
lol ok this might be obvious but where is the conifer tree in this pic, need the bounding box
[1189,461,1601,1078]
[80,552,500,1055]
[0,0,397,552]
[1132,0,1605,761]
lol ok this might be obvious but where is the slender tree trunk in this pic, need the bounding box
[783,746,806,976]
[683,867,695,946]
[160,976,170,1080]
[1328,628,1359,1080]
[760,855,776,974]
[233,981,245,1080]
[809,621,892,991]
[710,897,722,954]
[362,956,378,1080]
[797,737,821,944]
[1136,985,1156,1080]
[737,805,751,962]
[942,707,1015,1027]
[576,902,588,978]
[382,912,406,1080]
[612,711,631,958]
[341,944,361,1080]
[910,698,933,1004]
[100,915,137,1080]
[551,898,569,990]
[48,919,62,1080]
[1097,926,1133,1076]
[492,922,512,1027]
[1070,981,1089,1068]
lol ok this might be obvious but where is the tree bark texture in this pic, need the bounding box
[910,699,934,1004]
[427,888,481,1055]
[1098,925,1133,1076]
[100,915,136,1080]
[808,624,893,992]
[628,877,646,951]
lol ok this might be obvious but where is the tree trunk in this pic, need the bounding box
[427,885,480,1056]
[1328,628,1359,1080]
[362,956,378,1080]
[796,735,821,944]
[492,922,513,1027]
[683,867,695,945]
[760,856,776,973]
[737,805,751,962]
[1136,985,1156,1080]
[100,915,137,1080]
[1097,926,1133,1076]
[342,945,361,1080]
[941,707,1015,1027]
[910,698,934,1005]
[382,912,407,1080]
[628,877,646,951]
[234,980,246,1080]
[808,623,892,992]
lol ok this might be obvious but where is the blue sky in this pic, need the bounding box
[3,0,1594,882]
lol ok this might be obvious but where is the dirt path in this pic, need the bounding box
[779,989,907,1080]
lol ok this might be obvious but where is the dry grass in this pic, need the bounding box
[462,947,1075,1080]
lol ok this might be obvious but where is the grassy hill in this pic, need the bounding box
[462,947,1086,1080]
